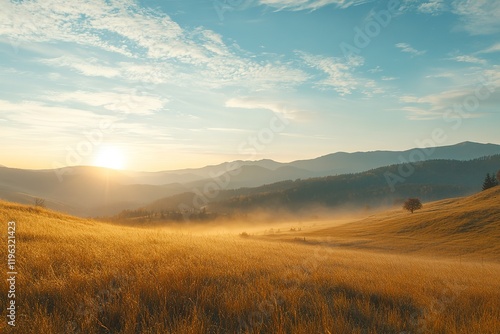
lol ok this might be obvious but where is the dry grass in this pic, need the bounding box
[0,196,499,333]
[291,186,500,262]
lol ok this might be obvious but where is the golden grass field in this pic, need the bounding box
[270,186,500,262]
[1,187,500,333]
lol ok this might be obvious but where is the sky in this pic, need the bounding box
[0,0,499,171]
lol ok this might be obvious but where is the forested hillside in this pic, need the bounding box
[113,155,500,222]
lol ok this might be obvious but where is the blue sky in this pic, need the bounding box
[0,0,499,171]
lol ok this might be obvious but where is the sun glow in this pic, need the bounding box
[93,146,126,170]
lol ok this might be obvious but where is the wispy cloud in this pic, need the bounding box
[0,0,308,91]
[225,97,304,120]
[398,70,500,120]
[40,55,121,78]
[199,56,310,90]
[297,51,385,96]
[0,1,134,57]
[417,0,446,15]
[206,128,252,133]
[425,72,455,79]
[395,43,426,56]
[44,90,168,115]
[403,0,500,35]
[452,55,487,65]
[0,99,118,129]
[398,106,445,121]
[368,66,383,73]
[399,95,420,103]
[477,43,500,54]
[297,52,360,95]
[258,0,373,11]
[280,132,336,140]
[451,0,500,35]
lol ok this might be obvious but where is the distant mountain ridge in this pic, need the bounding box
[137,141,500,190]
[1,141,499,217]
[129,141,500,186]
[287,141,500,175]
[141,155,500,219]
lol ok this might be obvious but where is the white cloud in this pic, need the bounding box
[206,128,252,133]
[0,0,309,91]
[483,65,500,85]
[44,90,168,115]
[368,66,383,73]
[0,1,133,57]
[40,55,121,78]
[425,72,455,79]
[451,0,500,35]
[398,70,500,120]
[259,0,373,11]
[196,29,230,57]
[361,79,385,97]
[452,55,487,65]
[297,51,386,96]
[418,0,445,15]
[399,95,420,103]
[395,43,426,56]
[381,76,397,81]
[399,106,443,121]
[119,62,177,84]
[477,43,500,54]
[109,122,174,142]
[0,99,118,129]
[225,97,303,120]
[40,54,182,85]
[403,0,500,35]
[280,132,336,140]
[200,57,310,90]
[297,52,361,95]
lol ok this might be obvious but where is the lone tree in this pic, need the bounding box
[34,198,45,208]
[403,198,422,213]
[482,173,498,191]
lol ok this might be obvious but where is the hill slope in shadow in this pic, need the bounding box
[303,186,500,261]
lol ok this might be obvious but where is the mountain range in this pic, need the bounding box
[140,154,500,220]
[1,141,499,217]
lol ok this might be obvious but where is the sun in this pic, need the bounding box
[93,146,126,170]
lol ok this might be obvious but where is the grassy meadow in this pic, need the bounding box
[1,189,500,333]
[274,186,500,262]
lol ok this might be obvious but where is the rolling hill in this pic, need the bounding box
[292,185,500,262]
[212,155,500,212]
[1,191,499,333]
[0,166,188,216]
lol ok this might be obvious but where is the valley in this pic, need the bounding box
[1,186,499,333]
